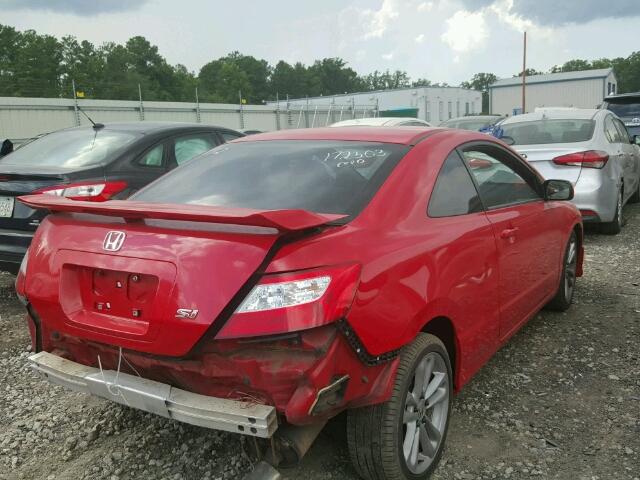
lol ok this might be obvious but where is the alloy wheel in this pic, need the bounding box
[616,189,623,227]
[564,236,578,302]
[402,352,450,475]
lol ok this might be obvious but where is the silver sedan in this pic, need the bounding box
[499,108,640,234]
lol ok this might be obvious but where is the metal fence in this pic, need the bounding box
[0,96,378,144]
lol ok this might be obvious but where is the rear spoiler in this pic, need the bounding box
[18,194,347,232]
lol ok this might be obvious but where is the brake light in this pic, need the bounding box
[552,150,609,169]
[217,264,361,339]
[35,181,128,202]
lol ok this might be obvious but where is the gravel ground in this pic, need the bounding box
[1,204,639,480]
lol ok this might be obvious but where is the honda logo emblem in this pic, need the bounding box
[103,231,126,252]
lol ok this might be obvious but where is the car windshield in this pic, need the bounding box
[0,128,139,167]
[606,102,640,118]
[500,119,595,145]
[442,118,498,130]
[133,140,408,216]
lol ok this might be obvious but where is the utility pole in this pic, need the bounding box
[522,31,527,115]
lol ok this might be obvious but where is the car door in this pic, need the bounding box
[460,143,560,340]
[426,149,500,368]
[612,117,640,200]
[604,115,628,192]
[167,131,219,170]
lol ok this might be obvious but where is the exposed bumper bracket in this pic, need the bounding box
[28,351,278,438]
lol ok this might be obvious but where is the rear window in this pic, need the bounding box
[606,102,640,118]
[501,119,595,145]
[133,140,408,216]
[0,128,139,167]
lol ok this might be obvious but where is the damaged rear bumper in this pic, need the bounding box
[28,351,278,438]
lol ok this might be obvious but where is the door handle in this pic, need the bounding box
[500,227,519,239]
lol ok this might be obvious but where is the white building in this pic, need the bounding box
[267,86,482,125]
[489,68,617,116]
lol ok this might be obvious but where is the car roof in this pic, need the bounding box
[604,92,640,101]
[66,122,231,135]
[443,115,502,122]
[501,108,600,125]
[233,126,462,145]
[330,117,427,127]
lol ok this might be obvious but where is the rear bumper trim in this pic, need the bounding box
[28,351,278,438]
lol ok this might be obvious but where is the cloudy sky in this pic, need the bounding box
[2,0,638,84]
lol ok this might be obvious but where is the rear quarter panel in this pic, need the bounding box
[267,131,514,388]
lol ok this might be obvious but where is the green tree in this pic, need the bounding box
[226,52,271,103]
[308,58,364,96]
[12,29,62,97]
[362,69,411,90]
[514,68,543,77]
[550,59,592,73]
[412,78,432,87]
[0,25,25,96]
[270,61,317,99]
[60,36,104,97]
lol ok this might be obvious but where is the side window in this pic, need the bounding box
[137,144,164,167]
[220,131,243,143]
[428,151,483,217]
[604,116,622,143]
[613,118,631,144]
[174,133,216,165]
[462,147,540,209]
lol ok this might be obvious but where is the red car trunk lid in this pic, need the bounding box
[20,195,345,357]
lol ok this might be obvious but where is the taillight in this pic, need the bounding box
[34,181,128,201]
[552,150,609,169]
[217,264,361,339]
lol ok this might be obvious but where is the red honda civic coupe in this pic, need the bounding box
[16,127,583,480]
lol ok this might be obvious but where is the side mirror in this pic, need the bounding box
[543,179,574,201]
[0,139,13,157]
[500,135,515,146]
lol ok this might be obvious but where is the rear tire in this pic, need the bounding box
[546,231,578,312]
[347,334,452,480]
[601,188,623,235]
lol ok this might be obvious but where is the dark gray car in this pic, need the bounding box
[602,92,640,137]
[0,122,244,273]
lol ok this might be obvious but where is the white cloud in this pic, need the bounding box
[382,52,394,60]
[361,0,400,39]
[489,0,553,38]
[415,33,425,43]
[441,10,488,53]
[417,2,433,12]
